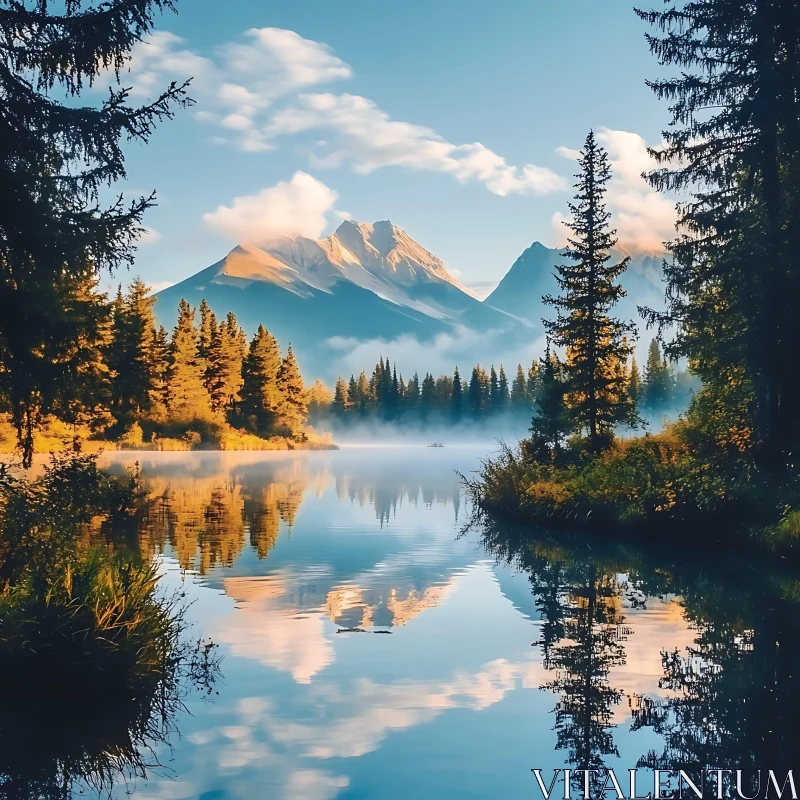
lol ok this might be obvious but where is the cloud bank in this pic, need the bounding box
[122,28,564,196]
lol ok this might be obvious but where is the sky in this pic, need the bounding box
[106,0,677,295]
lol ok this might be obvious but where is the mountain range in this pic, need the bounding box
[154,220,667,380]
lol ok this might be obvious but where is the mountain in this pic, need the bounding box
[154,220,517,380]
[485,242,668,336]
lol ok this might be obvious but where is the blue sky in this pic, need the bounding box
[113,0,676,294]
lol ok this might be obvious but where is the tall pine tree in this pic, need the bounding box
[544,131,635,452]
[240,325,283,433]
[166,299,212,421]
[276,345,307,440]
[636,0,800,460]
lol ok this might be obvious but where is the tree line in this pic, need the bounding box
[57,279,310,446]
[327,342,692,426]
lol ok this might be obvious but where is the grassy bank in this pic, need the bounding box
[0,414,337,457]
[466,415,800,552]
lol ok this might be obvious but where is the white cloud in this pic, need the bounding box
[120,28,564,195]
[203,171,339,244]
[553,128,676,254]
[267,93,565,196]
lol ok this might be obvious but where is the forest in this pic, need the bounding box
[0,279,332,458]
[324,344,694,427]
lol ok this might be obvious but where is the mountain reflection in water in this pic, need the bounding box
[23,447,800,798]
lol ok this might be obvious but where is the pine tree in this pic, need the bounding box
[435,375,453,408]
[107,278,161,420]
[0,0,190,466]
[451,367,463,421]
[527,345,573,462]
[406,372,420,415]
[420,373,436,418]
[333,377,349,416]
[166,300,212,421]
[511,364,529,409]
[276,345,307,440]
[348,375,359,408]
[642,339,673,410]
[637,0,800,458]
[527,359,540,403]
[149,324,170,418]
[357,371,371,416]
[489,366,500,410]
[497,365,510,410]
[207,311,246,414]
[240,325,283,433]
[198,299,217,373]
[544,130,635,452]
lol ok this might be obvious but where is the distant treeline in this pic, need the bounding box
[326,343,694,425]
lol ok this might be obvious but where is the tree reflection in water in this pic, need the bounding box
[0,454,221,799]
[478,516,800,795]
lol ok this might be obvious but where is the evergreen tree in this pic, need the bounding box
[166,299,212,421]
[0,0,190,466]
[198,299,217,372]
[642,339,673,410]
[406,372,420,414]
[149,324,170,417]
[207,311,246,414]
[468,367,483,416]
[451,367,463,421]
[527,346,573,462]
[276,345,307,440]
[107,278,161,420]
[511,364,529,409]
[497,365,510,410]
[637,0,800,459]
[435,375,453,408]
[348,375,359,408]
[489,366,500,410]
[240,325,283,433]
[544,130,635,452]
[420,372,436,418]
[527,359,540,403]
[357,371,371,416]
[333,377,349,415]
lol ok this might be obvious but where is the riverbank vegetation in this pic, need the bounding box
[0,452,220,796]
[471,0,800,547]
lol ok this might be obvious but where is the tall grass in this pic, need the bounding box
[0,452,220,797]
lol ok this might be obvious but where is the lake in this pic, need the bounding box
[21,446,800,799]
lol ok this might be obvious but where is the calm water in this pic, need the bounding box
[37,447,800,797]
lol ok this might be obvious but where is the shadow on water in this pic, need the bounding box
[0,454,221,800]
[472,513,800,796]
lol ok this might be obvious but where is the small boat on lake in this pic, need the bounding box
[427,443,444,448]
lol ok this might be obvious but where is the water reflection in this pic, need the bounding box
[482,517,800,795]
[53,449,800,797]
